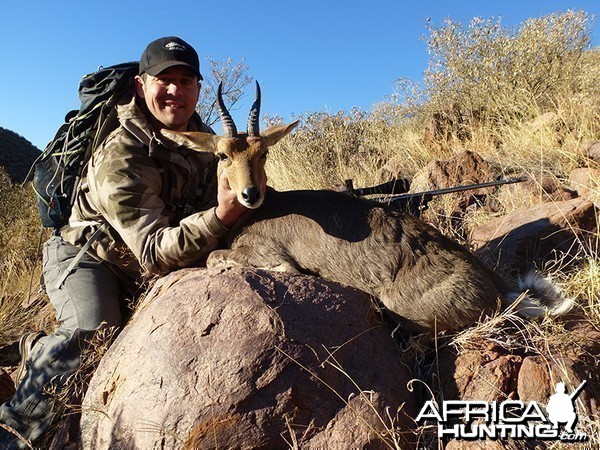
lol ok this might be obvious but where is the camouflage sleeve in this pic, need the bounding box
[87,135,228,276]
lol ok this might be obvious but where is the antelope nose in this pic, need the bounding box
[242,186,261,206]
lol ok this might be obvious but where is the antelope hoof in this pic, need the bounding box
[267,262,301,274]
[206,250,241,269]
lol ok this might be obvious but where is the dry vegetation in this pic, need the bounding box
[265,11,599,448]
[0,9,598,449]
[265,10,599,325]
[0,168,51,345]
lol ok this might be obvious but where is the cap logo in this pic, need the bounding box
[164,42,186,52]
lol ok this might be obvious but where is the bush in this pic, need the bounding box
[0,167,41,262]
[422,10,594,118]
[0,168,48,343]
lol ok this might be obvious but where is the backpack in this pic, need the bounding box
[25,61,139,229]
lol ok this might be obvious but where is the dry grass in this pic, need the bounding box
[0,9,598,449]
[261,11,600,448]
[276,343,413,449]
[0,168,52,346]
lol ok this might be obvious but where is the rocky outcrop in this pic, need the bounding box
[578,140,600,164]
[0,127,40,183]
[437,345,522,402]
[470,196,598,272]
[402,150,496,221]
[409,150,494,195]
[569,167,600,198]
[80,268,417,449]
[431,320,599,450]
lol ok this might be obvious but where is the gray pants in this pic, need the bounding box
[0,236,125,444]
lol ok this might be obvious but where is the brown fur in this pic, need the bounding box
[163,121,572,333]
[208,188,515,332]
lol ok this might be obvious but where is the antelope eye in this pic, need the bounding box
[260,150,269,159]
[217,153,229,161]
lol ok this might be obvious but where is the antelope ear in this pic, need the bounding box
[261,120,299,147]
[160,130,222,153]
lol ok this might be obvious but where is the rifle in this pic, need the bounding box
[346,176,528,216]
[569,380,587,401]
[345,178,411,197]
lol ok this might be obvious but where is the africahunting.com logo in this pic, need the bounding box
[416,380,588,442]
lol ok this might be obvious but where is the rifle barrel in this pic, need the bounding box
[373,176,528,203]
[569,380,587,400]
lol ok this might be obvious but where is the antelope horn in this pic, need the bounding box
[216,82,237,137]
[247,81,261,137]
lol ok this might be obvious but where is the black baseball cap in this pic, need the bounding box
[139,36,203,80]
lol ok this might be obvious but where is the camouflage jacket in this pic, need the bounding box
[60,95,226,281]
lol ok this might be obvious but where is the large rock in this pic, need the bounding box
[569,167,600,198]
[517,321,600,414]
[437,344,523,403]
[80,268,416,449]
[408,151,495,220]
[470,196,598,272]
[578,140,600,164]
[409,150,493,195]
[432,322,599,450]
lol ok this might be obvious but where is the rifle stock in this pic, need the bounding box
[345,178,411,197]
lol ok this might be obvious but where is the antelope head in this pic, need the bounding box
[162,81,298,209]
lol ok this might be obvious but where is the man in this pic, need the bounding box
[547,382,579,433]
[0,36,252,448]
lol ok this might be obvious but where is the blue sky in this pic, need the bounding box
[1,1,598,150]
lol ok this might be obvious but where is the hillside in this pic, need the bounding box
[0,127,40,183]
[0,10,598,449]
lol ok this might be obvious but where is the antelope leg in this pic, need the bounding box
[206,248,300,273]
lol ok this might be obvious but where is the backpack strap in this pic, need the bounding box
[54,223,108,290]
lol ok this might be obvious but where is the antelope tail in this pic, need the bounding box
[503,272,574,319]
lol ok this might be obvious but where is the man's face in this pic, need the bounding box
[136,66,200,132]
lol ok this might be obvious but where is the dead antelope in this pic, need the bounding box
[163,83,573,332]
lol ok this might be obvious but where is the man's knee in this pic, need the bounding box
[78,307,122,331]
[42,237,125,331]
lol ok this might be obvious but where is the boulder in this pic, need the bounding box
[437,344,522,402]
[80,268,416,449]
[470,196,598,272]
[428,344,541,450]
[408,151,495,219]
[569,167,600,198]
[432,322,598,450]
[496,173,577,206]
[517,322,600,415]
[409,150,493,195]
[578,140,600,164]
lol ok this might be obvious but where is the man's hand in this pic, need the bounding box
[215,171,251,228]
